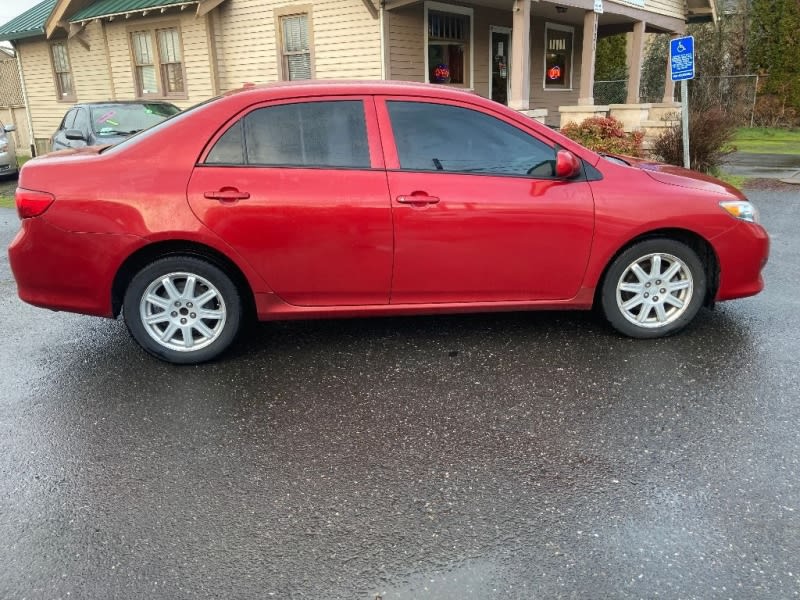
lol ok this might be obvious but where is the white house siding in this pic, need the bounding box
[609,0,686,22]
[212,0,382,93]
[104,10,214,109]
[387,4,425,82]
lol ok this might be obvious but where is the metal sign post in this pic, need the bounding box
[670,36,695,169]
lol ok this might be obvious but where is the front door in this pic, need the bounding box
[377,98,595,304]
[490,27,511,105]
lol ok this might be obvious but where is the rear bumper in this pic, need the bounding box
[713,221,770,301]
[8,216,144,317]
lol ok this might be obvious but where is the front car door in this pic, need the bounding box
[187,97,393,307]
[376,97,595,304]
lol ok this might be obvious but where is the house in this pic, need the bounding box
[0,45,32,154]
[0,0,716,155]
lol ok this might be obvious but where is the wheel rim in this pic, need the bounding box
[615,252,694,329]
[139,271,227,352]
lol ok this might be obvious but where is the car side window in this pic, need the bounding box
[72,108,90,135]
[387,101,556,177]
[204,101,370,168]
[61,109,77,131]
[206,120,244,165]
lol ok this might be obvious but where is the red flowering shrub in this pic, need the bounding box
[561,116,645,157]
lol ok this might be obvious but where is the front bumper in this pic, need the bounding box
[713,220,770,301]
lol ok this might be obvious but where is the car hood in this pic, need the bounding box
[606,154,746,200]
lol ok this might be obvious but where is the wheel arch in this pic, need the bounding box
[593,228,720,309]
[111,240,257,319]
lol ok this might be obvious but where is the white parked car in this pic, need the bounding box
[0,120,17,176]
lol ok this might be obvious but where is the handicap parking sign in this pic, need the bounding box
[670,36,695,81]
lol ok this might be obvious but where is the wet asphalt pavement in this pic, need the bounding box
[1,187,799,599]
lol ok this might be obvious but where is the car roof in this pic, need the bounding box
[224,79,480,102]
[72,100,179,107]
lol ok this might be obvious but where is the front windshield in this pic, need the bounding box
[90,103,181,137]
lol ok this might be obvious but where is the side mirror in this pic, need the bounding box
[65,128,86,141]
[3,124,16,133]
[555,149,582,179]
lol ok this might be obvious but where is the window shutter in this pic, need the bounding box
[282,15,311,80]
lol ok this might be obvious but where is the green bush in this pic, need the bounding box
[561,116,645,157]
[652,108,736,172]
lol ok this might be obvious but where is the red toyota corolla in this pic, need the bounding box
[8,81,769,364]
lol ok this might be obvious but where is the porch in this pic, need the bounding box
[381,0,701,135]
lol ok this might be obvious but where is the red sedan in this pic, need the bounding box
[8,81,769,364]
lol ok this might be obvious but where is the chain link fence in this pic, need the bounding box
[594,74,770,127]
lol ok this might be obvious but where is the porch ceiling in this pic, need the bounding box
[385,0,682,33]
[686,0,717,22]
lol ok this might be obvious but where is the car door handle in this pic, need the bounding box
[396,193,440,206]
[204,188,251,202]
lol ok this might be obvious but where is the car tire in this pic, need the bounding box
[123,256,242,364]
[600,238,706,339]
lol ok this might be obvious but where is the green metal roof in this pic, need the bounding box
[70,0,196,22]
[0,0,57,42]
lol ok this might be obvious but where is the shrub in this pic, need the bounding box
[652,108,736,172]
[752,94,799,128]
[561,116,645,157]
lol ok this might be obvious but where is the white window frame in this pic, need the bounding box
[543,22,575,92]
[423,1,474,90]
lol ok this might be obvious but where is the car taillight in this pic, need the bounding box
[16,188,55,219]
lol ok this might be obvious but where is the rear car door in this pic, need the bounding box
[377,97,595,303]
[187,97,393,307]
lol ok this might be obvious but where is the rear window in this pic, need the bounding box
[90,103,180,138]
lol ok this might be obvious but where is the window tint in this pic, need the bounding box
[206,120,244,165]
[73,108,90,133]
[387,101,556,177]
[244,101,370,168]
[62,109,77,130]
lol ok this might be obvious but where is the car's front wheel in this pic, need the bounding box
[601,239,707,338]
[123,256,242,364]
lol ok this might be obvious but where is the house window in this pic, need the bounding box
[50,42,75,101]
[280,14,312,80]
[130,27,186,98]
[544,24,574,90]
[426,3,472,87]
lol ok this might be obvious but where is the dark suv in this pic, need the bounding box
[50,100,180,151]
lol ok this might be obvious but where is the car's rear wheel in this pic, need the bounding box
[601,239,706,338]
[123,256,242,364]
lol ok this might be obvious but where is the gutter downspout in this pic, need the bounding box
[12,42,36,157]
[379,2,385,80]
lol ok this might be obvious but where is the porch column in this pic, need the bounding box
[508,0,531,111]
[626,20,646,104]
[662,34,678,102]
[578,10,599,105]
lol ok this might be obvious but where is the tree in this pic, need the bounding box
[748,0,800,119]
[595,34,627,80]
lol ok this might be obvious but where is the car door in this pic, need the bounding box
[377,97,595,304]
[187,97,393,307]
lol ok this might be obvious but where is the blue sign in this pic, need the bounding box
[670,35,695,81]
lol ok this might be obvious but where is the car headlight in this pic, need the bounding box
[0,141,7,152]
[720,200,759,223]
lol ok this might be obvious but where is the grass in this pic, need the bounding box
[715,171,749,190]
[729,127,800,154]
[0,156,31,209]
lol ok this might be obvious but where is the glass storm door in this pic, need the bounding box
[490,27,511,105]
